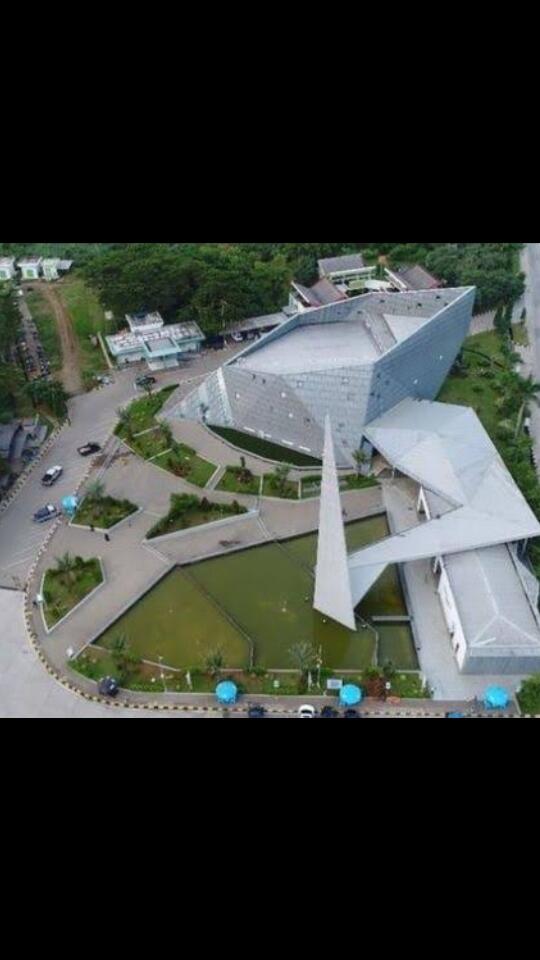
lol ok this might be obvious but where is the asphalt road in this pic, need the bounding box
[522,244,540,469]
[0,348,237,589]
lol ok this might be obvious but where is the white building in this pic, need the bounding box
[315,400,540,674]
[317,253,376,291]
[0,257,16,281]
[42,258,73,281]
[106,311,205,371]
[18,257,42,280]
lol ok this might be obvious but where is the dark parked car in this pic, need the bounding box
[41,465,63,486]
[343,709,361,718]
[77,442,101,456]
[98,676,119,698]
[320,705,339,718]
[247,705,266,718]
[33,504,59,523]
[135,374,157,388]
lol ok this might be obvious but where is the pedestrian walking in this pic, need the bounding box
[104,532,110,542]
[90,524,95,532]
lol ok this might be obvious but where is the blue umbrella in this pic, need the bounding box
[483,685,509,709]
[215,680,238,704]
[61,494,79,517]
[339,683,362,707]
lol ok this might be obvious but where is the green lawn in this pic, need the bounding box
[74,495,138,529]
[155,443,216,486]
[146,493,247,539]
[438,331,503,438]
[300,473,378,498]
[262,475,299,499]
[26,290,62,370]
[115,386,178,436]
[58,277,115,383]
[216,466,261,495]
[512,321,528,347]
[129,426,171,460]
[43,558,103,628]
[209,425,321,467]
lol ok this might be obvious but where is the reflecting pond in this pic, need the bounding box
[96,515,418,671]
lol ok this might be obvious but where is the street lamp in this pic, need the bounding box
[158,655,166,693]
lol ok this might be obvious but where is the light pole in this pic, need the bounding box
[158,655,166,693]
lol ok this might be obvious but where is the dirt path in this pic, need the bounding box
[27,282,83,395]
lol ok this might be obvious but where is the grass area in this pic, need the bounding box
[437,331,503,438]
[58,277,115,384]
[129,426,171,459]
[512,321,528,347]
[25,289,62,370]
[146,493,247,539]
[262,475,299,499]
[300,473,379,498]
[155,443,216,487]
[217,466,261,495]
[43,557,102,628]
[209,425,321,466]
[115,386,178,436]
[73,495,137,529]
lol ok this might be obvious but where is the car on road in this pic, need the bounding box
[298,704,316,718]
[33,504,59,523]
[98,676,119,698]
[77,442,101,457]
[230,332,244,343]
[41,465,63,487]
[247,704,266,718]
[343,709,361,718]
[135,375,157,388]
[320,705,339,718]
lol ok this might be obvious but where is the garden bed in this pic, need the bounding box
[300,473,378,498]
[73,495,138,529]
[216,466,261,495]
[42,557,103,628]
[154,442,216,487]
[146,493,247,539]
[115,386,178,437]
[262,475,299,499]
[209,425,321,466]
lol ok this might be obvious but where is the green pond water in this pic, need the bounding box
[96,515,418,671]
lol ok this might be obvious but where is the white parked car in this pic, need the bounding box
[298,704,316,719]
[41,465,63,487]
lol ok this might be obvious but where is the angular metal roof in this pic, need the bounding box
[314,398,540,629]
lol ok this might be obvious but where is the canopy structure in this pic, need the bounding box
[483,685,510,709]
[215,680,238,704]
[61,494,79,516]
[339,684,362,706]
[314,399,540,627]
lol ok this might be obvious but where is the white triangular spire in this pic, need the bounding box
[313,415,356,630]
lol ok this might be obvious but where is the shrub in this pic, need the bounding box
[518,674,540,715]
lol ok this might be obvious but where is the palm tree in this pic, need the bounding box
[85,479,105,502]
[55,551,76,574]
[352,447,368,476]
[515,376,540,439]
[204,647,224,677]
[271,462,290,493]
[288,640,317,675]
[116,406,135,440]
[55,552,78,584]
[161,422,173,448]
